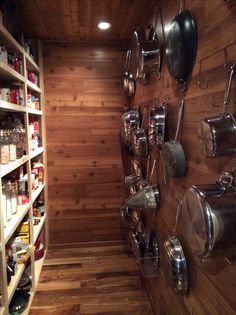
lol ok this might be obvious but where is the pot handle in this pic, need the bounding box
[223,64,236,113]
[175,99,184,141]
[173,199,183,236]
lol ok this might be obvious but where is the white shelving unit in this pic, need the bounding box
[0,12,47,315]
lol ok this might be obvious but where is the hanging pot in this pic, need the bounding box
[166,3,197,92]
[132,128,149,157]
[129,221,146,259]
[148,232,160,271]
[199,64,236,158]
[130,25,162,85]
[181,171,236,258]
[164,201,189,294]
[124,159,143,187]
[121,109,140,145]
[161,99,186,177]
[126,184,160,211]
[122,50,136,97]
[148,101,167,149]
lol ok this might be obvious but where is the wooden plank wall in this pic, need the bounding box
[43,43,124,246]
[129,0,236,314]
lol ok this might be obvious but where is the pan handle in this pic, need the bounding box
[173,199,183,236]
[223,64,236,113]
[175,99,184,141]
[177,79,187,92]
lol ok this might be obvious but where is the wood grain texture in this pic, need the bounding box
[29,243,153,315]
[128,1,236,315]
[6,0,156,43]
[43,42,124,246]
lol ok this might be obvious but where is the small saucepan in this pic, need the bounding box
[199,64,236,158]
[161,99,186,177]
[121,109,140,145]
[181,171,236,259]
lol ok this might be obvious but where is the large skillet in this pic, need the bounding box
[166,8,197,92]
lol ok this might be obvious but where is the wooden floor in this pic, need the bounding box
[29,242,153,315]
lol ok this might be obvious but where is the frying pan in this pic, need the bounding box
[166,5,197,92]
[161,99,186,178]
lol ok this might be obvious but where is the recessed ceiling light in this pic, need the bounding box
[98,22,111,30]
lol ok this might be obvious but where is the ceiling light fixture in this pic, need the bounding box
[98,22,111,30]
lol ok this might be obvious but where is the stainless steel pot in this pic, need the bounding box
[199,64,236,157]
[161,99,186,177]
[181,171,236,258]
[164,235,189,294]
[149,101,167,149]
[130,26,161,84]
[121,109,140,145]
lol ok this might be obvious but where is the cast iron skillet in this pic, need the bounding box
[166,9,197,92]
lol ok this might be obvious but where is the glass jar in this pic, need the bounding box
[9,130,17,162]
[0,129,10,164]
[0,43,8,64]
[1,184,7,227]
[4,181,12,221]
[10,181,18,215]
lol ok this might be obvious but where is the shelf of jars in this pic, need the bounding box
[0,155,29,178]
[0,61,25,83]
[33,214,46,245]
[32,184,45,205]
[0,100,26,113]
[7,263,25,303]
[4,203,31,244]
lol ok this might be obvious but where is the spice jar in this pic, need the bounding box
[0,130,10,164]
[0,43,8,63]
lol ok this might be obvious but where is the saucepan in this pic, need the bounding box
[199,64,236,158]
[161,99,186,178]
[148,99,167,149]
[121,109,140,145]
[164,200,189,294]
[122,50,136,97]
[132,107,149,158]
[130,24,162,85]
[181,171,236,259]
[165,1,197,92]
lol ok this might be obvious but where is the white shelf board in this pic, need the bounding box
[32,184,45,204]
[7,263,25,303]
[30,147,44,160]
[27,80,41,94]
[0,100,26,113]
[27,108,43,116]
[0,307,5,315]
[0,61,25,83]
[25,54,40,73]
[33,214,46,244]
[35,251,46,285]
[0,155,29,178]
[4,203,31,244]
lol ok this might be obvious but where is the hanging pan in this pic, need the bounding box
[129,221,147,259]
[181,171,236,259]
[199,64,236,158]
[121,109,140,146]
[161,99,186,178]
[164,200,189,294]
[132,106,149,158]
[148,99,168,149]
[166,1,197,92]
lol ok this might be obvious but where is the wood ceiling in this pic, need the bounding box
[8,0,159,43]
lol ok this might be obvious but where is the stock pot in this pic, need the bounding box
[181,171,236,258]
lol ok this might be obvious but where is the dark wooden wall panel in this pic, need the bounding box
[129,0,236,314]
[43,43,124,246]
